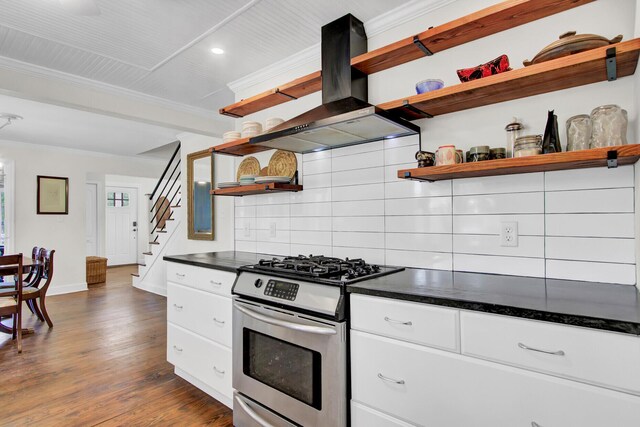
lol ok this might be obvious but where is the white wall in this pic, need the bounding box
[0,138,164,294]
[231,0,639,285]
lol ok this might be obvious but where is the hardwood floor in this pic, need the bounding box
[0,266,233,426]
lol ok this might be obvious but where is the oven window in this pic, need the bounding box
[243,329,322,409]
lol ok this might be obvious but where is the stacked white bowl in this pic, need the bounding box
[241,121,263,138]
[223,131,241,143]
[265,117,284,132]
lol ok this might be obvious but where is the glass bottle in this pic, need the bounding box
[505,118,523,158]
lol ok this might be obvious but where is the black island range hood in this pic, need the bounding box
[250,14,420,153]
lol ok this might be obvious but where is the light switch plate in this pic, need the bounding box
[500,221,518,247]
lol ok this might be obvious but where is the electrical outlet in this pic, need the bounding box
[500,221,518,247]
[270,222,277,238]
[243,223,251,238]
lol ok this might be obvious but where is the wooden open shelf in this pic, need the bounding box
[211,182,303,196]
[379,40,640,120]
[397,145,640,182]
[210,137,273,157]
[219,0,594,118]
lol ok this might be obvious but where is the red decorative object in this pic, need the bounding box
[457,54,512,82]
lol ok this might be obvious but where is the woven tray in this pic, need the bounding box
[236,157,261,181]
[267,150,297,178]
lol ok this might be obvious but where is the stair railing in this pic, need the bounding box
[148,141,181,247]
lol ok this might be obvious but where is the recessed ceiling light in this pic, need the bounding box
[210,47,225,55]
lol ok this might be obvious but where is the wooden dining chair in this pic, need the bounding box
[0,254,24,353]
[23,246,40,284]
[22,249,55,328]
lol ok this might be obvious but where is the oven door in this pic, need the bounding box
[233,297,347,427]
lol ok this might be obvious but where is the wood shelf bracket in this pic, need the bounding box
[607,150,618,168]
[275,88,298,100]
[220,109,243,118]
[413,35,433,56]
[606,47,617,81]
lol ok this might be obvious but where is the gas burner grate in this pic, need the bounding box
[254,255,381,279]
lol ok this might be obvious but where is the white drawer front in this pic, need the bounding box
[166,262,236,297]
[351,294,459,351]
[167,282,232,347]
[167,323,232,399]
[461,311,640,395]
[351,330,640,427]
[351,402,413,427]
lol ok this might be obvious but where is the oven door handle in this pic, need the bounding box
[234,302,337,335]
[234,394,277,427]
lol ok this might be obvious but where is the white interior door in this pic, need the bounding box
[106,186,138,266]
[85,183,98,256]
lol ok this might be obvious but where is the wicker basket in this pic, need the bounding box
[86,256,108,285]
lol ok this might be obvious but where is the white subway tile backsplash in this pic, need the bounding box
[545,213,635,238]
[291,230,332,246]
[545,188,634,213]
[385,215,451,234]
[290,217,332,231]
[333,216,384,232]
[546,237,635,264]
[545,165,634,191]
[454,254,545,278]
[333,200,384,217]
[235,143,636,285]
[453,193,544,215]
[332,140,383,157]
[333,231,384,249]
[290,188,331,204]
[290,202,332,217]
[302,173,331,189]
[453,214,544,236]
[453,235,544,258]
[385,180,451,199]
[386,233,452,253]
[304,158,331,175]
[453,173,543,196]
[384,145,420,166]
[332,150,383,172]
[386,250,452,270]
[257,204,289,218]
[332,183,384,202]
[385,197,452,216]
[546,260,636,285]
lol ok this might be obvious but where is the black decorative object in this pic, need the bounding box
[542,110,561,154]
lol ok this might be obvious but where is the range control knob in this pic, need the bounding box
[254,278,263,288]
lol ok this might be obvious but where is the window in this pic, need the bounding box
[107,192,129,207]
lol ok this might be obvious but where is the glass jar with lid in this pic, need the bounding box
[505,118,523,158]
[590,104,628,148]
[514,135,542,157]
[566,114,592,151]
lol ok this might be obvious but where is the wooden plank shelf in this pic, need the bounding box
[218,0,593,118]
[379,40,640,120]
[211,183,303,196]
[397,145,640,182]
[209,137,273,157]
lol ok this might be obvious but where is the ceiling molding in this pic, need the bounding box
[227,0,458,94]
[0,54,217,120]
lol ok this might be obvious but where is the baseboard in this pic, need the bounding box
[132,280,167,297]
[48,282,88,296]
[174,367,233,409]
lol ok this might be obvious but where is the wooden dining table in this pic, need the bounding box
[0,257,42,335]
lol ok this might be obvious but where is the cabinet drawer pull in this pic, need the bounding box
[175,273,186,278]
[213,317,225,325]
[377,373,405,385]
[173,345,183,352]
[384,316,412,326]
[518,342,565,356]
[210,280,222,286]
[173,304,183,310]
[213,366,225,375]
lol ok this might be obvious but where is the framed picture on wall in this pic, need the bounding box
[37,175,69,215]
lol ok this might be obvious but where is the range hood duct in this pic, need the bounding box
[250,14,420,153]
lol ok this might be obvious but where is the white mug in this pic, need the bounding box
[435,145,456,166]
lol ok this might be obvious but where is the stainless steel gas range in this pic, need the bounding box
[231,255,403,427]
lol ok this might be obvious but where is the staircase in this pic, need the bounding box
[132,142,182,296]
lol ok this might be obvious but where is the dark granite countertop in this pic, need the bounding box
[348,268,640,336]
[163,251,272,273]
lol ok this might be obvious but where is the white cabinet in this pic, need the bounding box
[351,295,640,427]
[166,261,235,408]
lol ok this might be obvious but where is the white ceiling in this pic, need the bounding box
[0,93,180,157]
[0,0,408,114]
